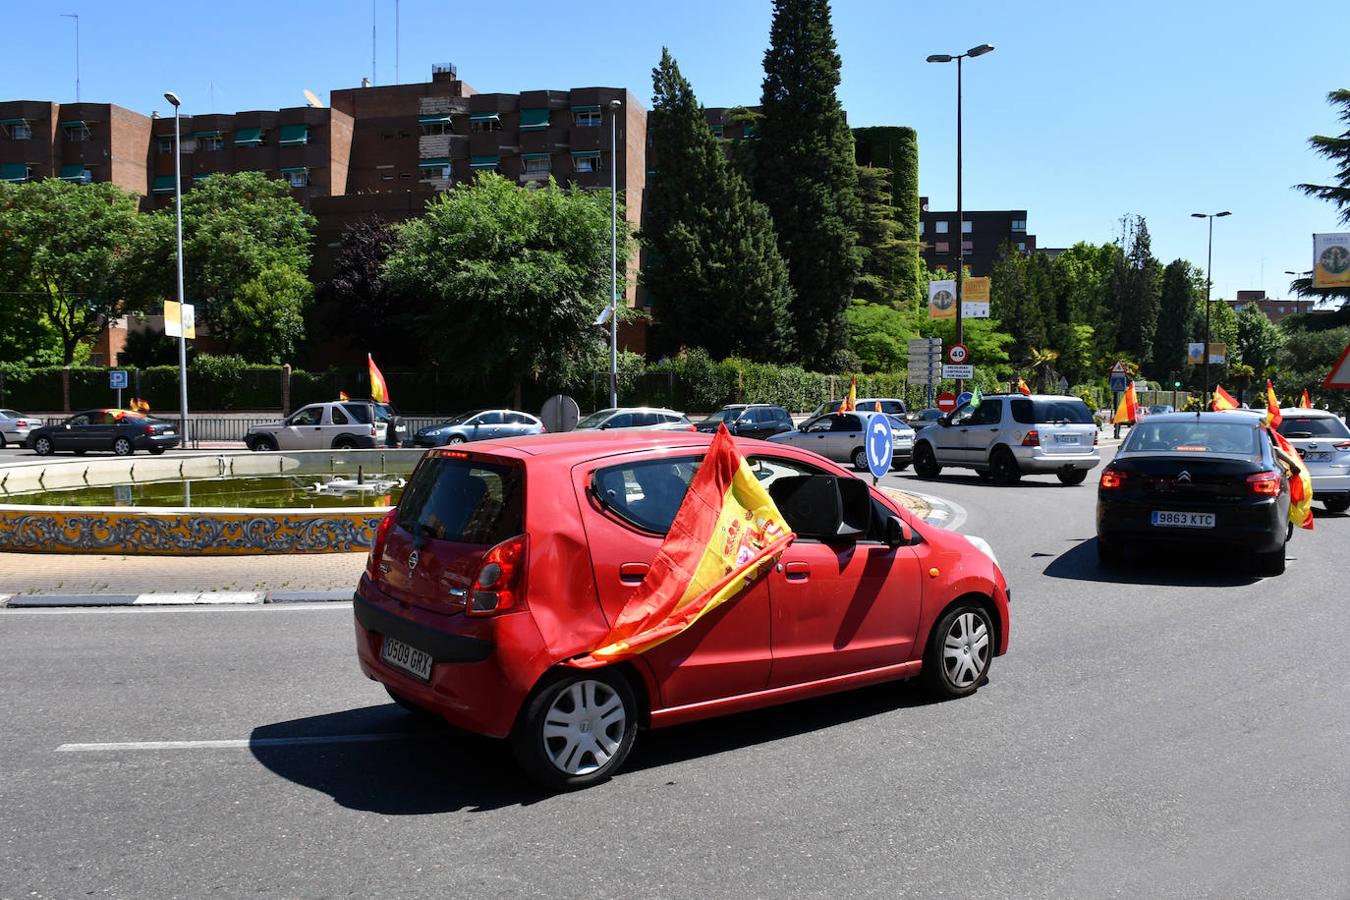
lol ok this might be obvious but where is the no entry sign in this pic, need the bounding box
[936,392,958,413]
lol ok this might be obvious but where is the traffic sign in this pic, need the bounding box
[109,370,128,390]
[947,343,969,365]
[957,391,973,407]
[1109,373,1129,392]
[1323,338,1350,388]
[942,364,974,379]
[1058,376,1070,393]
[907,338,942,350]
[1111,360,1128,375]
[936,392,958,413]
[865,413,894,479]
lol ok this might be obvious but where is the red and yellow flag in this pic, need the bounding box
[1112,381,1138,425]
[1016,377,1032,396]
[338,390,350,401]
[1300,389,1312,409]
[838,376,857,414]
[368,354,389,404]
[570,425,795,668]
[1212,385,1239,411]
[1269,427,1314,531]
[1261,379,1282,430]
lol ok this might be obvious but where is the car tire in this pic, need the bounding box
[912,443,941,479]
[33,436,54,456]
[510,669,638,791]
[1253,544,1286,577]
[1096,538,1125,566]
[112,437,134,457]
[976,469,994,481]
[851,448,868,471]
[892,462,911,472]
[0,435,5,449]
[250,437,278,452]
[1057,469,1089,486]
[1325,497,1350,514]
[445,436,466,445]
[989,447,1021,485]
[384,686,440,721]
[149,447,166,455]
[333,437,358,450]
[920,602,995,700]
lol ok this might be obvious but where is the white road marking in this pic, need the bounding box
[57,732,430,752]
[2,602,351,616]
[132,592,261,605]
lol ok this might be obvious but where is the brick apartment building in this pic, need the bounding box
[1225,290,1319,324]
[918,196,1036,277]
[0,100,151,194]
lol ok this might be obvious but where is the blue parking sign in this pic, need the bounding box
[109,370,128,390]
[865,413,894,479]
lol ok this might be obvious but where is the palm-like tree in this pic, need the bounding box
[1026,346,1061,392]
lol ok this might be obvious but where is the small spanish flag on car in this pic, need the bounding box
[1300,389,1312,409]
[368,354,390,404]
[1016,377,1032,396]
[1269,427,1314,531]
[570,425,795,668]
[838,375,857,413]
[1112,381,1138,425]
[1261,379,1282,430]
[339,391,350,401]
[1211,385,1239,411]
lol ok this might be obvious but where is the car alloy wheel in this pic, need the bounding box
[921,603,994,699]
[852,448,869,471]
[913,443,941,479]
[512,670,637,790]
[445,436,466,445]
[113,438,134,456]
[989,448,1021,484]
[252,438,277,452]
[1325,497,1350,514]
[34,437,53,456]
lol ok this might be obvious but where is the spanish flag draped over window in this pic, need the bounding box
[1016,377,1032,396]
[1112,381,1138,425]
[1211,385,1239,411]
[570,425,796,668]
[1269,427,1314,531]
[1261,379,1282,429]
[838,375,857,413]
[368,354,390,404]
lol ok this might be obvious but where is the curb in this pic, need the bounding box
[904,490,968,532]
[0,591,354,609]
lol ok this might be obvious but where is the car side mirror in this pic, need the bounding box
[885,515,911,548]
[769,474,866,542]
[938,416,950,427]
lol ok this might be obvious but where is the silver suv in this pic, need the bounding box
[245,401,392,451]
[912,393,1101,484]
[1275,408,1350,513]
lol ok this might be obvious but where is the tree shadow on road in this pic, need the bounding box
[1043,538,1262,587]
[250,682,956,811]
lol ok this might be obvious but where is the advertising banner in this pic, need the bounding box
[928,280,956,320]
[163,301,196,340]
[1313,233,1350,289]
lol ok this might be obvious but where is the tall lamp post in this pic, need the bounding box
[165,92,190,447]
[608,98,622,409]
[1191,210,1231,403]
[927,43,994,396]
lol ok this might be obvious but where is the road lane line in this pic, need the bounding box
[2,602,352,616]
[57,732,431,752]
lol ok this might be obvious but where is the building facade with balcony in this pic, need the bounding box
[0,101,151,195]
[918,196,1036,277]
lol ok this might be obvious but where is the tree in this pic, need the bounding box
[1050,241,1121,365]
[854,126,922,309]
[641,49,794,361]
[753,0,861,369]
[1235,304,1284,381]
[1110,216,1162,366]
[854,166,921,310]
[845,299,919,372]
[0,180,147,366]
[228,265,312,363]
[315,217,417,362]
[1153,259,1200,380]
[1276,324,1350,412]
[1292,88,1350,309]
[382,174,618,405]
[990,243,1045,361]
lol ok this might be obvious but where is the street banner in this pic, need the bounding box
[963,277,991,318]
[928,280,956,320]
[1187,342,1226,365]
[1313,233,1350,289]
[163,301,196,340]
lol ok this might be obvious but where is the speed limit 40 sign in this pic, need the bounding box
[947,343,969,365]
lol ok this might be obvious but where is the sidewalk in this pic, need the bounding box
[0,551,367,596]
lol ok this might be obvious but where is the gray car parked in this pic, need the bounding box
[0,409,38,448]
[767,411,914,471]
[414,409,545,447]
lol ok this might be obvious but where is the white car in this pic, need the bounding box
[1276,409,1350,513]
[573,407,695,432]
[0,409,37,448]
[244,401,392,451]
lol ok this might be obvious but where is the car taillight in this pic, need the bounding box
[144,425,155,435]
[686,425,697,432]
[370,426,378,437]
[1247,471,1282,496]
[15,420,27,428]
[366,509,397,580]
[539,424,548,432]
[1099,467,1126,490]
[1094,432,1099,446]
[1335,441,1350,451]
[1021,430,1040,446]
[466,534,528,616]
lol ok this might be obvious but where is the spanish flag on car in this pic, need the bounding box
[570,425,795,668]
[1212,385,1239,411]
[1016,377,1032,396]
[838,375,857,414]
[1262,379,1282,430]
[1269,427,1314,531]
[1300,389,1312,409]
[368,354,390,404]
[1112,381,1138,425]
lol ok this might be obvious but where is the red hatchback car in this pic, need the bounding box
[353,431,1010,789]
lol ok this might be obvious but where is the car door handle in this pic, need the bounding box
[783,561,810,581]
[618,562,649,584]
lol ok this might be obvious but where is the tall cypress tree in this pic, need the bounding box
[641,49,794,360]
[754,0,861,370]
[1153,259,1199,381]
[1110,215,1162,364]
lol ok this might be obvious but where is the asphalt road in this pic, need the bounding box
[2,467,1348,898]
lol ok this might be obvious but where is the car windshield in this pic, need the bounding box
[702,408,742,423]
[397,456,523,546]
[1125,421,1261,455]
[1277,416,1350,439]
[1011,398,1094,425]
[442,410,483,426]
[575,410,614,429]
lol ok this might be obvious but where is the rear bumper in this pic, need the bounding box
[1309,471,1350,498]
[2,427,32,442]
[413,435,446,448]
[1097,495,1286,553]
[1012,446,1101,473]
[134,434,181,450]
[352,577,549,738]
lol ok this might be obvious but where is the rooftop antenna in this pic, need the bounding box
[395,0,400,84]
[371,0,377,85]
[60,13,80,103]
[303,89,322,108]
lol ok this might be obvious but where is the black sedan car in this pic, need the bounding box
[695,404,794,440]
[27,409,180,457]
[1096,412,1291,575]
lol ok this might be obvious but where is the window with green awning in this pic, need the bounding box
[59,164,91,182]
[192,173,211,181]
[469,155,499,168]
[1,162,30,182]
[234,127,263,146]
[519,109,550,130]
[418,115,451,125]
[0,118,27,126]
[469,112,500,122]
[520,153,549,160]
[59,120,87,128]
[278,124,309,146]
[572,106,602,127]
[418,157,451,167]
[151,175,177,193]
[191,130,221,139]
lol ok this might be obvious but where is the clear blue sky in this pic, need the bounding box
[10,0,1347,304]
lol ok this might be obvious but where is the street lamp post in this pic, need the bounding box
[928,43,993,397]
[1190,210,1231,403]
[608,98,622,409]
[165,92,190,447]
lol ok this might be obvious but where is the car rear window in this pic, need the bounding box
[1125,421,1260,455]
[397,456,523,546]
[1277,416,1350,439]
[342,403,373,424]
[1011,398,1093,425]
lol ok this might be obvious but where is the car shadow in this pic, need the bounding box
[1042,537,1263,587]
[250,681,954,808]
[899,472,1078,489]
